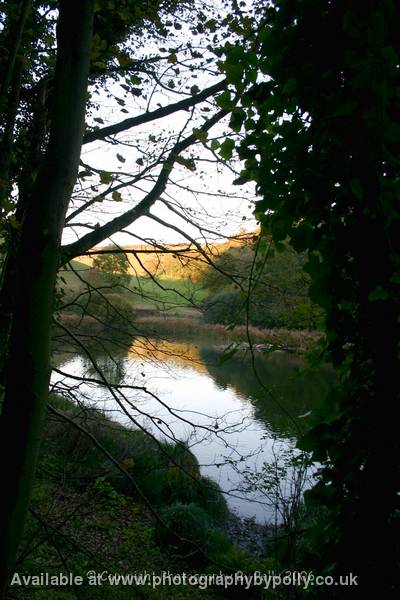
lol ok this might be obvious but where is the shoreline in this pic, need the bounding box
[56,311,322,354]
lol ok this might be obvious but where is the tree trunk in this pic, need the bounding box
[0,1,94,594]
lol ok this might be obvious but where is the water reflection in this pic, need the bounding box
[51,336,335,521]
[200,347,336,438]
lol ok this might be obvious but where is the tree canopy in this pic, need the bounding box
[200,238,324,330]
[1,0,399,596]
[222,0,400,593]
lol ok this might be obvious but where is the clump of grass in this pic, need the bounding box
[155,502,213,552]
[154,502,232,562]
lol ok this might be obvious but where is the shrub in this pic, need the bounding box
[132,441,228,523]
[155,503,213,552]
[71,290,136,328]
[203,290,324,331]
[203,290,245,325]
[194,476,228,523]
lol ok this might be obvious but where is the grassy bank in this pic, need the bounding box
[17,395,274,599]
[59,260,207,311]
[56,309,321,354]
[135,315,321,353]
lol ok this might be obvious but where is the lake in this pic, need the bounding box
[51,336,335,523]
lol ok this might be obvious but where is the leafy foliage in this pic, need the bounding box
[223,0,400,591]
[92,248,130,284]
[201,240,324,329]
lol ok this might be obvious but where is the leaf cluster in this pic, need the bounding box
[222,0,400,588]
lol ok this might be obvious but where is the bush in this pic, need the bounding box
[200,240,326,331]
[203,527,233,561]
[203,290,244,325]
[44,396,230,557]
[203,290,324,331]
[130,442,228,523]
[71,290,136,327]
[155,503,214,552]
[194,476,228,523]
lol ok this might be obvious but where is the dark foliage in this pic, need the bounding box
[223,0,400,594]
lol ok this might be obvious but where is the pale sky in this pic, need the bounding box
[63,3,259,248]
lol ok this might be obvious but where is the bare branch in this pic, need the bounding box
[83,79,227,144]
[61,109,228,263]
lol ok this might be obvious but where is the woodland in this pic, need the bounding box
[0,1,399,598]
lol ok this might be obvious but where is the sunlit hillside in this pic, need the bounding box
[73,233,254,281]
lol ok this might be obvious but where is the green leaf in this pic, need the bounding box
[381,45,398,67]
[176,156,196,171]
[117,52,131,66]
[246,68,257,84]
[328,100,358,117]
[309,282,330,309]
[283,78,297,94]
[78,170,93,179]
[233,174,248,185]
[350,178,363,199]
[224,62,244,85]
[368,286,389,301]
[385,123,400,142]
[112,191,122,202]
[130,75,142,85]
[216,90,233,110]
[227,45,245,61]
[99,171,112,185]
[219,138,235,160]
[274,241,286,253]
[1,199,14,212]
[291,223,314,252]
[229,108,246,132]
[192,128,208,142]
[8,215,21,229]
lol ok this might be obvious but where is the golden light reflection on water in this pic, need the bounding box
[128,337,209,375]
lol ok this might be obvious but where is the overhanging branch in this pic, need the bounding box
[83,79,227,144]
[61,109,228,263]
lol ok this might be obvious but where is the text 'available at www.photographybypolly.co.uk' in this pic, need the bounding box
[11,570,359,590]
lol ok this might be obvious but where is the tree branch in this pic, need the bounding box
[0,0,30,113]
[83,79,227,144]
[61,109,228,263]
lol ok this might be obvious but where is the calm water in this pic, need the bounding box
[51,336,335,522]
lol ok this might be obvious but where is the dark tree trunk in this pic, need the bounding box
[0,1,94,594]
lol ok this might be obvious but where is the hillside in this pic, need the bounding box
[72,235,254,281]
